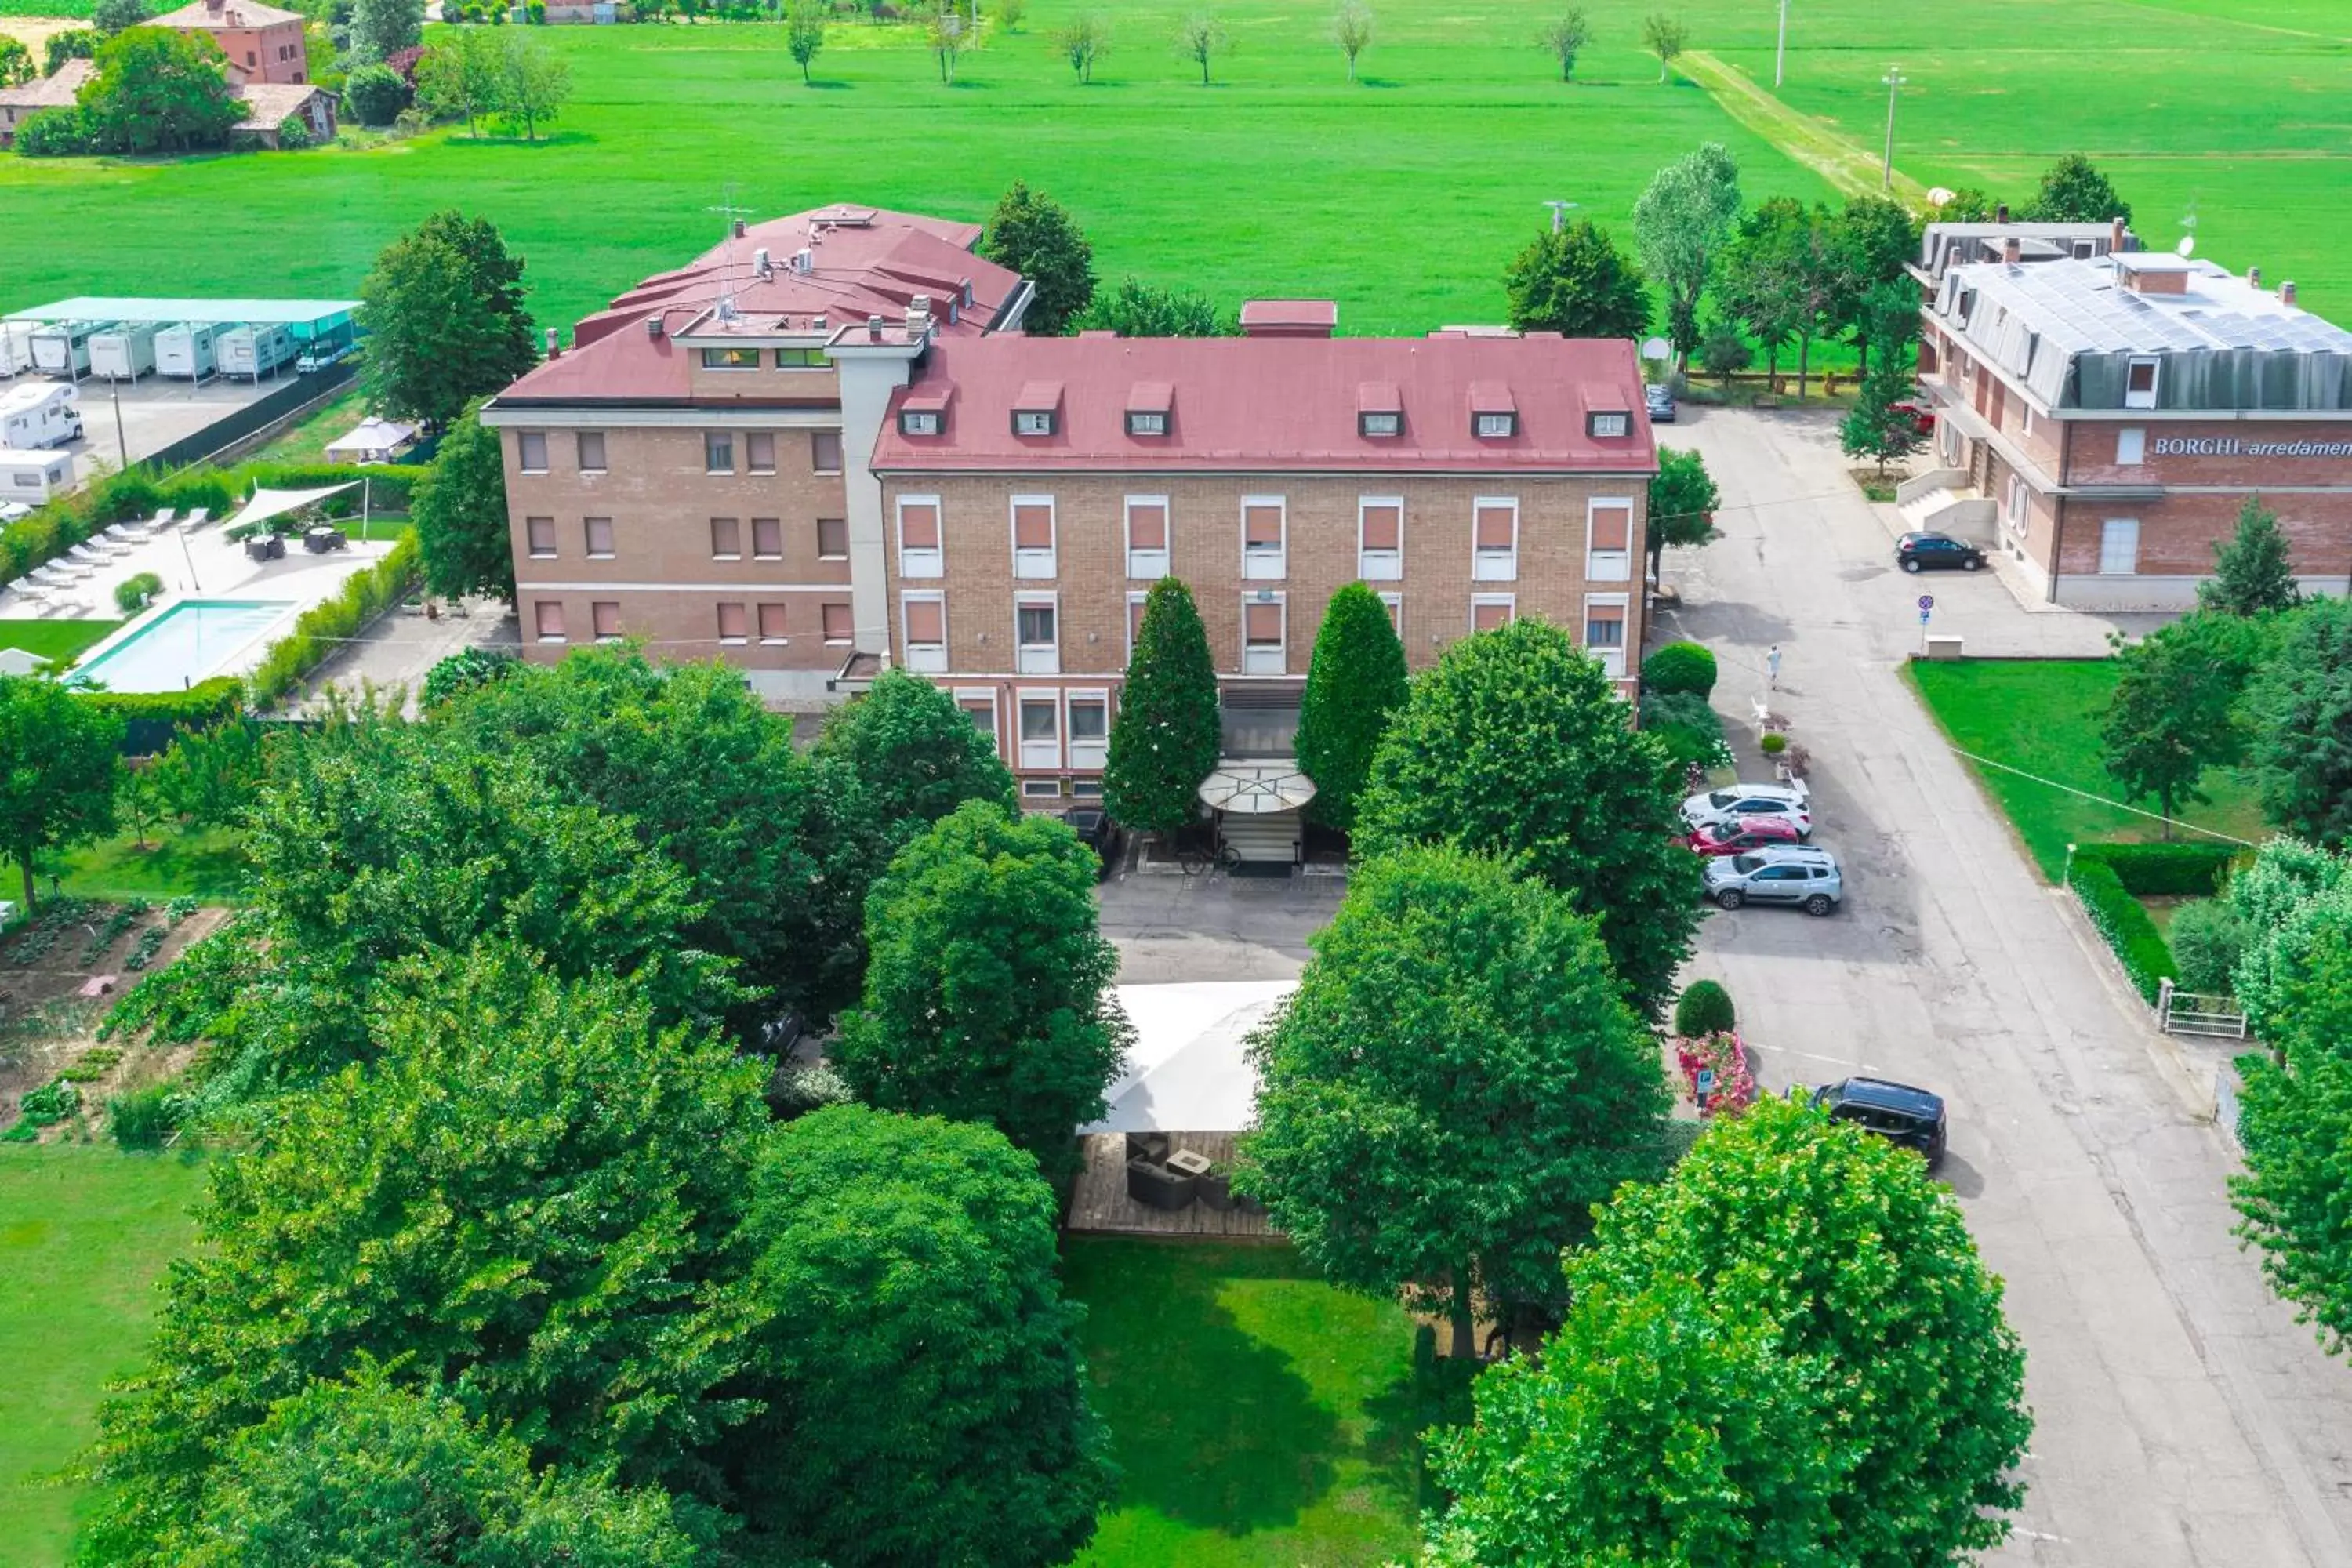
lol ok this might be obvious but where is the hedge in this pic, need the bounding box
[247,532,420,709]
[2071,855,2178,1003]
[2074,841,2236,898]
[82,677,246,755]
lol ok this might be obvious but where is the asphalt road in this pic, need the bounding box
[1664,407,2352,1567]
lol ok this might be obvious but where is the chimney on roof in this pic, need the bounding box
[907,294,931,339]
[2002,237,2021,265]
[2248,265,2261,289]
[732,218,747,240]
[2111,216,2127,252]
[543,327,558,358]
[1995,203,2009,223]
[867,314,884,343]
[1239,299,1338,339]
[2282,281,2299,307]
[645,316,664,339]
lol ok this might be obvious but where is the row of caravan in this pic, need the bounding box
[31,321,297,382]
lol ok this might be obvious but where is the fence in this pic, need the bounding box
[145,359,359,474]
[2155,978,2248,1041]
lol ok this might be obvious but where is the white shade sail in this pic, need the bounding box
[220,481,360,534]
[1082,981,1296,1134]
[1198,760,1316,815]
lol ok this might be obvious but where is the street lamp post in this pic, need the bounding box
[109,376,127,472]
[1775,0,1789,88]
[1544,199,1577,234]
[1881,64,1908,190]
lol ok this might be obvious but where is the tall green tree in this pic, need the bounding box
[1646,444,1721,581]
[1241,848,1669,1356]
[89,0,149,33]
[412,29,503,136]
[1294,582,1408,832]
[495,28,571,141]
[1840,361,1927,476]
[2237,1048,2352,1357]
[361,209,539,432]
[784,0,826,81]
[731,1105,1115,1566]
[1631,142,1741,366]
[80,26,241,153]
[1720,196,1838,388]
[2020,152,2132,224]
[1847,276,1921,382]
[0,36,34,86]
[1102,576,1221,834]
[77,946,771,1566]
[2250,598,2352,846]
[2100,611,2261,836]
[1430,1093,2032,1564]
[1503,217,1650,340]
[1354,617,1704,1021]
[0,676,123,909]
[1070,275,1233,336]
[1535,9,1590,81]
[811,666,1017,843]
[177,1370,703,1568]
[347,0,424,64]
[2200,494,2302,615]
[833,801,1129,1179]
[410,398,514,603]
[1638,11,1686,81]
[1835,197,1921,377]
[979,181,1096,335]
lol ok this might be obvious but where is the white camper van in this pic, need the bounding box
[156,322,220,380]
[30,323,103,379]
[0,383,82,450]
[90,324,158,381]
[219,324,293,380]
[0,448,74,506]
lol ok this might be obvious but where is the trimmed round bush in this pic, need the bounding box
[342,62,408,128]
[1673,978,1736,1039]
[113,571,163,614]
[2167,898,2245,996]
[1761,731,1788,755]
[1642,641,1718,699]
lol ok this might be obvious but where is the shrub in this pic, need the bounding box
[1639,688,1730,775]
[1673,978,1735,1038]
[1761,731,1788,755]
[419,644,519,708]
[528,0,547,17]
[2081,840,2236,897]
[13,104,97,156]
[82,677,245,756]
[341,61,408,126]
[276,116,313,150]
[114,571,164,614]
[2167,898,2246,995]
[107,1083,180,1149]
[2071,857,2176,1002]
[247,532,420,707]
[1641,640,1718,698]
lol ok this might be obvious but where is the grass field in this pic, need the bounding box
[0,619,120,663]
[244,384,370,467]
[1906,658,2270,882]
[1064,1238,1437,1566]
[49,824,249,902]
[0,1146,203,1568]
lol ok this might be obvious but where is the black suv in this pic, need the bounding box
[1896,532,1985,573]
[1813,1077,1947,1169]
[1063,808,1123,878]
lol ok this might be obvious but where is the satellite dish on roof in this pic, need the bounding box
[2177,237,2196,257]
[1640,336,1671,361]
[1926,187,1956,209]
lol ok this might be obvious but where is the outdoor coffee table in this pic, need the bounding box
[1165,1149,1214,1178]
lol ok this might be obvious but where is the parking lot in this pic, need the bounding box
[0,365,292,485]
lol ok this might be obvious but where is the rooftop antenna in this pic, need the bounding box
[707,185,753,321]
[1544,199,1578,234]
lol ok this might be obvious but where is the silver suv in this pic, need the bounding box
[1703,845,1842,916]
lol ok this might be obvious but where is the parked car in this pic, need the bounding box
[1689,816,1806,857]
[1889,399,1936,435]
[1064,807,1124,878]
[1813,1076,1947,1169]
[1896,531,1985,573]
[1702,844,1842,915]
[1645,383,1677,423]
[1680,781,1813,839]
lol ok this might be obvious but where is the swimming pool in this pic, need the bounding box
[74,599,296,693]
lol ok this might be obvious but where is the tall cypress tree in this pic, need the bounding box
[1295,583,1408,832]
[1103,578,1221,833]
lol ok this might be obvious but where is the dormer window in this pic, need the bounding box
[1359,380,1403,438]
[901,410,942,436]
[1475,412,1517,438]
[1588,411,1631,437]
[1015,410,1057,436]
[1360,411,1401,437]
[1468,379,1518,439]
[1127,411,1167,436]
[1013,379,1065,437]
[1123,380,1172,437]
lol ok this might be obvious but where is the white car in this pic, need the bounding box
[1680,781,1813,839]
[0,501,31,524]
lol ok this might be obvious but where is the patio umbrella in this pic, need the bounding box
[1196,760,1317,815]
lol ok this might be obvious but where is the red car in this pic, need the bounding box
[1689,818,1806,857]
[1890,400,1936,435]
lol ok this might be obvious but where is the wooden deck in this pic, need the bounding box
[1063,1132,1282,1240]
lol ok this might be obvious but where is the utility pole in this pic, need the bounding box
[1544,199,1578,234]
[1881,64,1907,190]
[109,376,127,471]
[1775,0,1789,88]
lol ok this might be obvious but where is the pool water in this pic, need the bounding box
[74,599,295,693]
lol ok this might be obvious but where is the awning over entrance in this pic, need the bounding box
[1198,760,1316,815]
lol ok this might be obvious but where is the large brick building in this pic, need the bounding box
[151,0,310,85]
[1906,225,2352,608]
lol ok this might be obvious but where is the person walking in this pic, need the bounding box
[1766,644,1782,689]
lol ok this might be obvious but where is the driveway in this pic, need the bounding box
[1664,407,2352,1566]
[1096,868,1341,984]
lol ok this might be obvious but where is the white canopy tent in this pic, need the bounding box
[220,481,360,535]
[1082,980,1295,1134]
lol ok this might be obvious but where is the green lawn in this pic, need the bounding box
[49,826,249,904]
[1064,1238,1439,1566]
[1906,659,2269,882]
[0,620,120,665]
[0,1145,204,1568]
[243,384,372,468]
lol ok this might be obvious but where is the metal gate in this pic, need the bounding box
[2157,978,2248,1040]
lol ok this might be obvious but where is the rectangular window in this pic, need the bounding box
[1243,596,1286,676]
[534,600,565,642]
[583,517,614,559]
[525,516,557,557]
[2100,518,2140,575]
[751,517,783,560]
[1471,595,1514,632]
[1243,499,1286,580]
[898,497,942,578]
[1069,693,1109,769]
[518,431,548,473]
[1016,598,1059,675]
[1379,590,1403,640]
[816,517,849,560]
[746,433,776,474]
[1126,497,1169,579]
[902,594,947,673]
[822,602,854,643]
[2115,427,2147,466]
[1359,410,1402,438]
[1475,412,1516,439]
[1584,597,1628,677]
[1127,592,1149,663]
[899,410,941,437]
[2125,358,2160,409]
[811,430,844,473]
[1014,409,1056,437]
[1586,500,1633,582]
[956,691,996,742]
[1588,411,1630,438]
[715,602,747,644]
[701,347,760,370]
[710,517,742,559]
[1358,498,1403,581]
[1012,498,1057,579]
[591,601,621,641]
[1072,777,1104,800]
[757,603,787,643]
[575,431,606,472]
[1473,499,1519,582]
[776,347,829,369]
[704,432,734,473]
[1126,411,1167,437]
[1018,696,1061,770]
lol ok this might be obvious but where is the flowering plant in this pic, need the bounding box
[1673,1029,1756,1117]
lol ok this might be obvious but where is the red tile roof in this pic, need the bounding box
[153,0,307,26]
[498,205,1024,406]
[871,335,1653,474]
